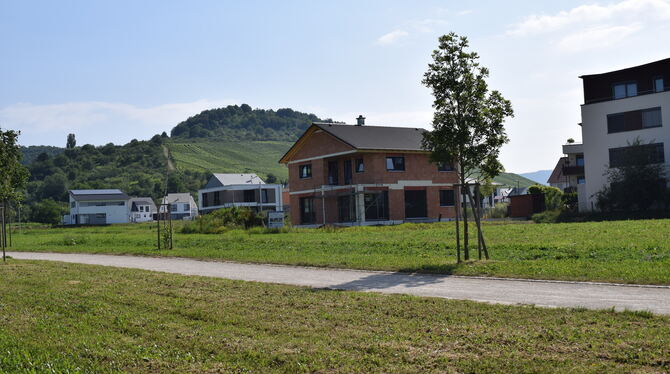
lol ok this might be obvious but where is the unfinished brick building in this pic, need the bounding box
[279,117,459,226]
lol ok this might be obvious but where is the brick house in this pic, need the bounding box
[279,117,459,226]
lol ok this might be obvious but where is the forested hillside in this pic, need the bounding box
[23,134,207,222]
[20,145,64,165]
[170,104,329,141]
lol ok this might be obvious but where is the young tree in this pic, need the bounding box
[66,133,76,149]
[0,128,29,252]
[422,32,514,260]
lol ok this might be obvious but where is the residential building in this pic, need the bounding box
[278,116,459,226]
[198,173,283,213]
[547,143,585,194]
[67,189,130,225]
[129,197,157,222]
[578,58,669,211]
[160,193,198,220]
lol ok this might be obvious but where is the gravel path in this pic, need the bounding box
[8,251,670,315]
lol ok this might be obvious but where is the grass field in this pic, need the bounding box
[1,260,668,373]
[10,219,670,284]
[166,138,537,187]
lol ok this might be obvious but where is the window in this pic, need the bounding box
[609,143,665,168]
[71,201,75,208]
[437,161,454,171]
[243,189,255,202]
[355,158,364,173]
[184,204,190,211]
[343,160,352,185]
[299,197,316,224]
[299,164,312,179]
[654,77,664,93]
[337,195,356,222]
[261,189,269,203]
[386,156,405,171]
[607,107,662,133]
[613,82,637,99]
[439,190,455,206]
[364,191,389,220]
[577,176,585,184]
[576,155,585,167]
[214,191,220,206]
[202,193,209,207]
[170,204,178,212]
[139,206,144,212]
[328,161,339,185]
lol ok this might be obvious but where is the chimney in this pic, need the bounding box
[356,115,365,126]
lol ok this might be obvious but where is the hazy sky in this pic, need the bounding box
[2,0,670,173]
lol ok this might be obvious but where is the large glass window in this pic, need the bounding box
[364,191,389,220]
[609,143,665,168]
[328,161,339,185]
[386,156,405,171]
[202,193,209,207]
[439,189,455,206]
[343,160,352,185]
[300,197,316,224]
[437,161,454,171]
[299,164,312,179]
[213,192,220,206]
[337,195,356,222]
[613,82,637,99]
[607,107,662,133]
[655,77,664,93]
[576,155,585,167]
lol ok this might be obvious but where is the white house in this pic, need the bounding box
[160,193,198,220]
[577,58,669,211]
[67,189,130,224]
[547,143,585,196]
[198,173,283,213]
[129,197,157,222]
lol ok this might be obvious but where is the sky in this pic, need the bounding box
[2,0,670,173]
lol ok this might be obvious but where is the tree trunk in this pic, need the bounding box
[461,176,469,260]
[455,184,461,263]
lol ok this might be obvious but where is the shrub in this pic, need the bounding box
[528,184,563,211]
[485,202,509,219]
[181,207,264,234]
[531,210,562,223]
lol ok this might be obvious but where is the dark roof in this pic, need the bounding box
[313,123,426,151]
[579,57,670,78]
[69,189,129,201]
[547,157,567,184]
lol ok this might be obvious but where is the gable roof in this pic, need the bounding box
[205,173,265,188]
[129,197,157,212]
[280,122,427,163]
[162,193,195,204]
[69,189,129,201]
[547,157,567,184]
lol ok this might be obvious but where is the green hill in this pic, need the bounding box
[19,145,64,165]
[170,104,329,141]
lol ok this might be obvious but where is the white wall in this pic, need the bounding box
[580,90,670,211]
[69,196,130,224]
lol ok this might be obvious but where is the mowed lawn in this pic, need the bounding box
[10,219,670,284]
[1,260,669,373]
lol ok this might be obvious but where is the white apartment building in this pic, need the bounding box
[577,58,669,211]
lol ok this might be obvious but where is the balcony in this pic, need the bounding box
[562,143,583,155]
[562,165,584,175]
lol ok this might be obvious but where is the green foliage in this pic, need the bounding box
[596,138,667,212]
[0,128,29,203]
[19,145,63,165]
[66,133,76,149]
[23,137,209,213]
[485,202,509,218]
[531,210,562,223]
[29,199,66,224]
[421,32,514,182]
[170,104,327,141]
[528,184,563,211]
[181,207,264,233]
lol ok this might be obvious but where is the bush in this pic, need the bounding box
[181,207,264,234]
[531,210,562,223]
[485,202,509,218]
[528,184,563,211]
[29,199,66,224]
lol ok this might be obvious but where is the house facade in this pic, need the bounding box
[160,193,199,220]
[279,118,459,226]
[198,173,283,213]
[129,197,157,222]
[547,143,586,210]
[578,58,669,211]
[67,189,130,224]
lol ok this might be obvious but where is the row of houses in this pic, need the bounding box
[67,57,668,226]
[547,57,669,211]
